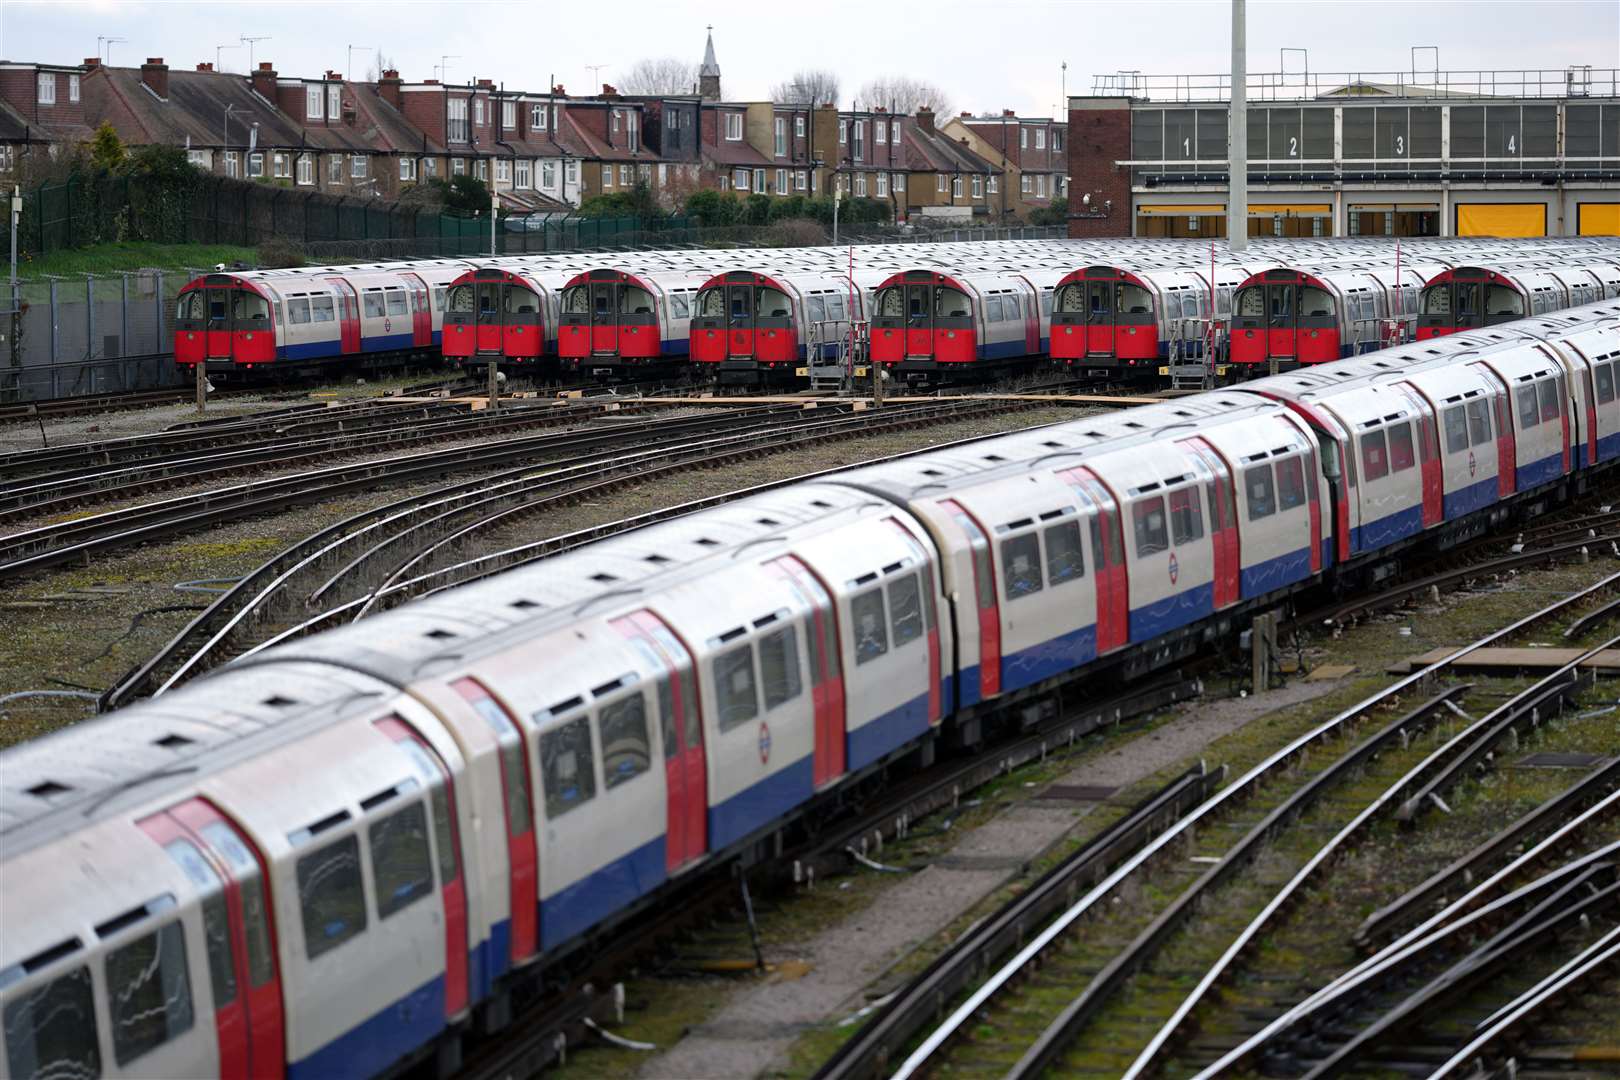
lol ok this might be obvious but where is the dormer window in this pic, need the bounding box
[531,103,546,130]
[306,85,323,120]
[37,72,55,106]
[473,98,485,126]
[328,84,341,119]
[725,113,743,141]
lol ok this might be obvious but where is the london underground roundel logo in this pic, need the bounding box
[758,722,772,764]
[1468,450,1477,478]
[1168,552,1180,585]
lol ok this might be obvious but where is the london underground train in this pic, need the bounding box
[1417,261,1620,339]
[15,296,1620,1079]
[867,267,1065,382]
[440,264,592,368]
[555,267,710,376]
[689,269,881,386]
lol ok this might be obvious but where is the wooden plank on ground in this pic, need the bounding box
[1391,646,1620,674]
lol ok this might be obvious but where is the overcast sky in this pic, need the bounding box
[3,0,1616,117]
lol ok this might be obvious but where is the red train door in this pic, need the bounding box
[905,282,933,357]
[1021,292,1039,355]
[475,278,502,354]
[728,283,755,359]
[941,499,1001,698]
[1471,363,1518,497]
[590,280,618,354]
[140,799,286,1080]
[1178,439,1241,607]
[373,718,469,1018]
[401,272,433,347]
[205,285,234,358]
[765,558,849,786]
[613,612,709,869]
[1267,281,1297,361]
[326,279,361,354]
[1397,385,1443,527]
[1061,468,1130,651]
[450,678,538,966]
[1086,278,1115,356]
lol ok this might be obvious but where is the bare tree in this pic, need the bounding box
[854,76,953,116]
[771,69,840,106]
[366,53,398,81]
[618,57,700,95]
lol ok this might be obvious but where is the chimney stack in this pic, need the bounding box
[82,57,100,69]
[140,57,169,99]
[916,107,935,133]
[251,61,277,101]
[378,69,402,109]
[196,62,214,72]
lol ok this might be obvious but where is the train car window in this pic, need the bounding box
[1001,533,1044,598]
[1517,384,1541,429]
[161,839,236,1008]
[1044,521,1086,583]
[1133,498,1170,557]
[540,717,597,817]
[432,287,446,311]
[1246,465,1277,519]
[984,296,1003,322]
[935,288,970,319]
[669,293,691,319]
[1444,406,1470,454]
[1117,284,1152,315]
[287,297,311,325]
[1466,399,1493,446]
[560,287,588,315]
[1387,423,1416,473]
[807,295,827,323]
[1276,456,1308,510]
[1361,431,1390,481]
[297,835,367,959]
[3,965,100,1079]
[369,803,433,919]
[851,588,890,663]
[1299,287,1333,318]
[1041,290,1054,316]
[426,783,458,883]
[385,289,408,316]
[1538,379,1561,423]
[363,291,386,319]
[1596,363,1615,405]
[1169,486,1205,543]
[176,291,203,320]
[759,626,803,709]
[714,645,761,728]
[1422,287,1451,316]
[309,295,335,323]
[887,575,924,645]
[599,694,652,787]
[106,920,195,1064]
[232,291,270,322]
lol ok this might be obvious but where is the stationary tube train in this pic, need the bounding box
[555,268,708,376]
[867,268,1063,382]
[1417,262,1620,339]
[688,269,877,386]
[15,290,1620,1079]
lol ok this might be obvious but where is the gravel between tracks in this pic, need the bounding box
[636,680,1344,1080]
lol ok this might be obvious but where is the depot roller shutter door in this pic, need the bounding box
[1455,203,1547,237]
[1577,203,1620,236]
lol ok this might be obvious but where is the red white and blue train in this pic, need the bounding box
[13,289,1620,1078]
[174,238,1620,384]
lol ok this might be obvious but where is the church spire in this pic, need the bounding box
[698,25,721,100]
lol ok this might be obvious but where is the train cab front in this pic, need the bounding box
[690,271,799,386]
[870,271,975,383]
[443,268,544,368]
[173,274,275,375]
[1050,267,1159,376]
[1416,268,1524,340]
[558,269,664,378]
[1229,269,1338,376]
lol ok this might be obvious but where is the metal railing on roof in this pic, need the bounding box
[1088,66,1620,102]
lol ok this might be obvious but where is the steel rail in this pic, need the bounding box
[883,569,1620,1080]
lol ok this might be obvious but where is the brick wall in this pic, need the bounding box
[0,67,87,129]
[1066,99,1131,237]
[401,88,445,144]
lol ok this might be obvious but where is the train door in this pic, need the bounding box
[590,279,618,354]
[326,278,361,354]
[450,679,539,968]
[612,612,708,869]
[206,285,234,358]
[728,282,755,359]
[1400,387,1444,527]
[905,283,933,357]
[1472,364,1518,496]
[765,558,848,787]
[1061,468,1130,652]
[372,718,470,1018]
[475,279,502,353]
[401,272,433,348]
[1177,440,1241,607]
[502,283,542,358]
[1266,281,1297,361]
[940,499,1001,699]
[1086,278,1115,356]
[139,799,286,1080]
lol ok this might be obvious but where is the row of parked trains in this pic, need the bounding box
[11,288,1620,1077]
[174,236,1620,386]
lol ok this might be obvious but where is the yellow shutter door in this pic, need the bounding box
[1455,203,1547,237]
[1578,204,1620,236]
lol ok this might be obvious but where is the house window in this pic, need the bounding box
[875,121,886,145]
[839,119,847,144]
[734,167,749,189]
[328,154,343,182]
[776,167,788,192]
[627,110,638,145]
[853,120,864,161]
[496,158,511,183]
[37,73,54,105]
[565,160,577,184]
[536,160,550,189]
[448,98,468,142]
[475,159,487,180]
[328,84,341,119]
[854,174,867,197]
[68,74,80,102]
[531,103,546,129]
[971,174,983,197]
[753,168,767,193]
[1035,174,1045,196]
[187,149,207,167]
[774,117,787,156]
[794,169,807,191]
[1020,127,1028,149]
[273,152,290,178]
[473,98,485,126]
[1035,128,1046,149]
[894,172,906,192]
[400,157,416,181]
[247,152,264,178]
[936,174,946,193]
[297,154,314,185]
[516,159,532,188]
[602,163,613,188]
[795,115,805,137]
[224,151,239,178]
[1021,174,1031,194]
[952,175,962,198]
[451,158,464,175]
[891,120,900,144]
[876,172,888,196]
[1053,130,1063,151]
[612,109,622,134]
[619,163,631,186]
[638,162,651,184]
[725,113,743,141]
[423,157,438,178]
[987,175,997,193]
[351,155,366,179]
[306,85,324,119]
[502,100,515,130]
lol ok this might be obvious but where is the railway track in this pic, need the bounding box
[813,572,1620,1080]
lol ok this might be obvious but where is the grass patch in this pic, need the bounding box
[17,242,257,280]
